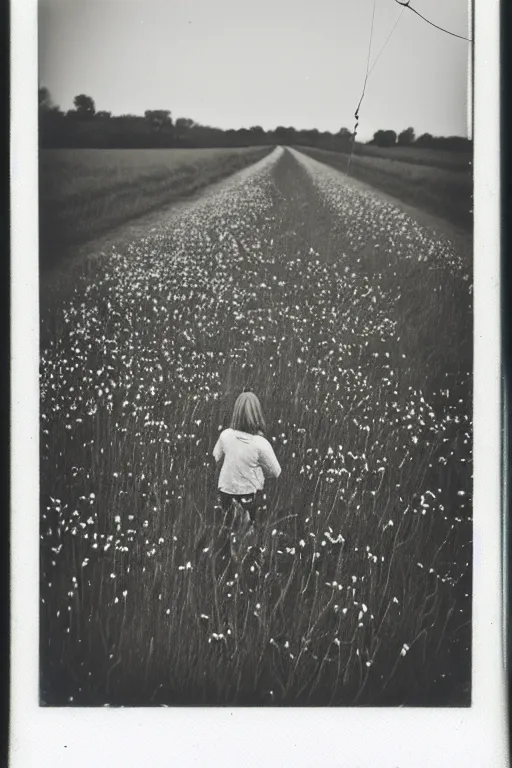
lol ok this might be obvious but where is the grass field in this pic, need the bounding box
[39,146,273,270]
[40,148,472,706]
[353,142,472,172]
[296,146,473,232]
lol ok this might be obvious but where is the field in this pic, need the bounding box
[39,146,273,270]
[353,142,472,172]
[297,145,473,232]
[40,147,472,706]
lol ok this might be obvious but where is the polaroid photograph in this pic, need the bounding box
[10,0,507,765]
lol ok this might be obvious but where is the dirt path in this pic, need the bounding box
[40,148,284,300]
[290,147,472,257]
[41,145,471,299]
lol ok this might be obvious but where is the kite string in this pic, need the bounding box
[394,0,473,43]
[346,0,471,174]
[368,5,405,77]
[347,0,377,173]
[358,0,377,122]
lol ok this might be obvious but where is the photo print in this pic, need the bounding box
[37,0,473,707]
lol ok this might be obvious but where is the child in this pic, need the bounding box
[213,391,281,526]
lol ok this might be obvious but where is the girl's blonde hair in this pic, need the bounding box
[230,391,266,435]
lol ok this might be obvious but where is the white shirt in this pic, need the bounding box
[213,428,281,495]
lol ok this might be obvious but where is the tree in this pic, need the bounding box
[416,132,434,148]
[384,130,397,147]
[38,87,62,119]
[38,86,54,112]
[249,125,265,139]
[174,117,195,141]
[144,110,172,130]
[38,86,65,147]
[336,127,352,151]
[372,129,397,148]
[175,117,195,130]
[73,94,96,116]
[302,128,320,146]
[397,127,415,146]
[274,126,296,145]
[39,87,63,118]
[235,128,251,145]
[247,126,267,145]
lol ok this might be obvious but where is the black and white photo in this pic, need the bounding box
[9,0,508,764]
[36,0,475,708]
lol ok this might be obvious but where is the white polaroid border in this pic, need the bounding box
[10,0,507,765]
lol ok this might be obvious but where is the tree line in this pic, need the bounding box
[39,88,472,153]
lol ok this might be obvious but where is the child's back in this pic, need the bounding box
[213,427,281,496]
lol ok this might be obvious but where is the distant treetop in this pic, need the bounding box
[73,94,96,116]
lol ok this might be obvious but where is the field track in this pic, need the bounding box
[39,146,273,271]
[41,147,472,706]
[296,146,472,232]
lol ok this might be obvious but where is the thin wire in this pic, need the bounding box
[394,0,473,43]
[368,6,405,77]
[347,0,377,173]
[345,0,470,174]
[358,0,378,123]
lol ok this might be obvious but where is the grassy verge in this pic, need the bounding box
[39,146,274,271]
[295,145,473,232]
[353,143,472,172]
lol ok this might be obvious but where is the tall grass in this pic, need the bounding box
[40,148,472,706]
[353,143,472,172]
[39,146,273,271]
[296,146,473,232]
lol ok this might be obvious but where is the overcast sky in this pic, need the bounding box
[38,0,471,141]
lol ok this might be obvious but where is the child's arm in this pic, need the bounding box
[212,433,224,491]
[213,432,224,463]
[213,459,222,491]
[259,440,281,479]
